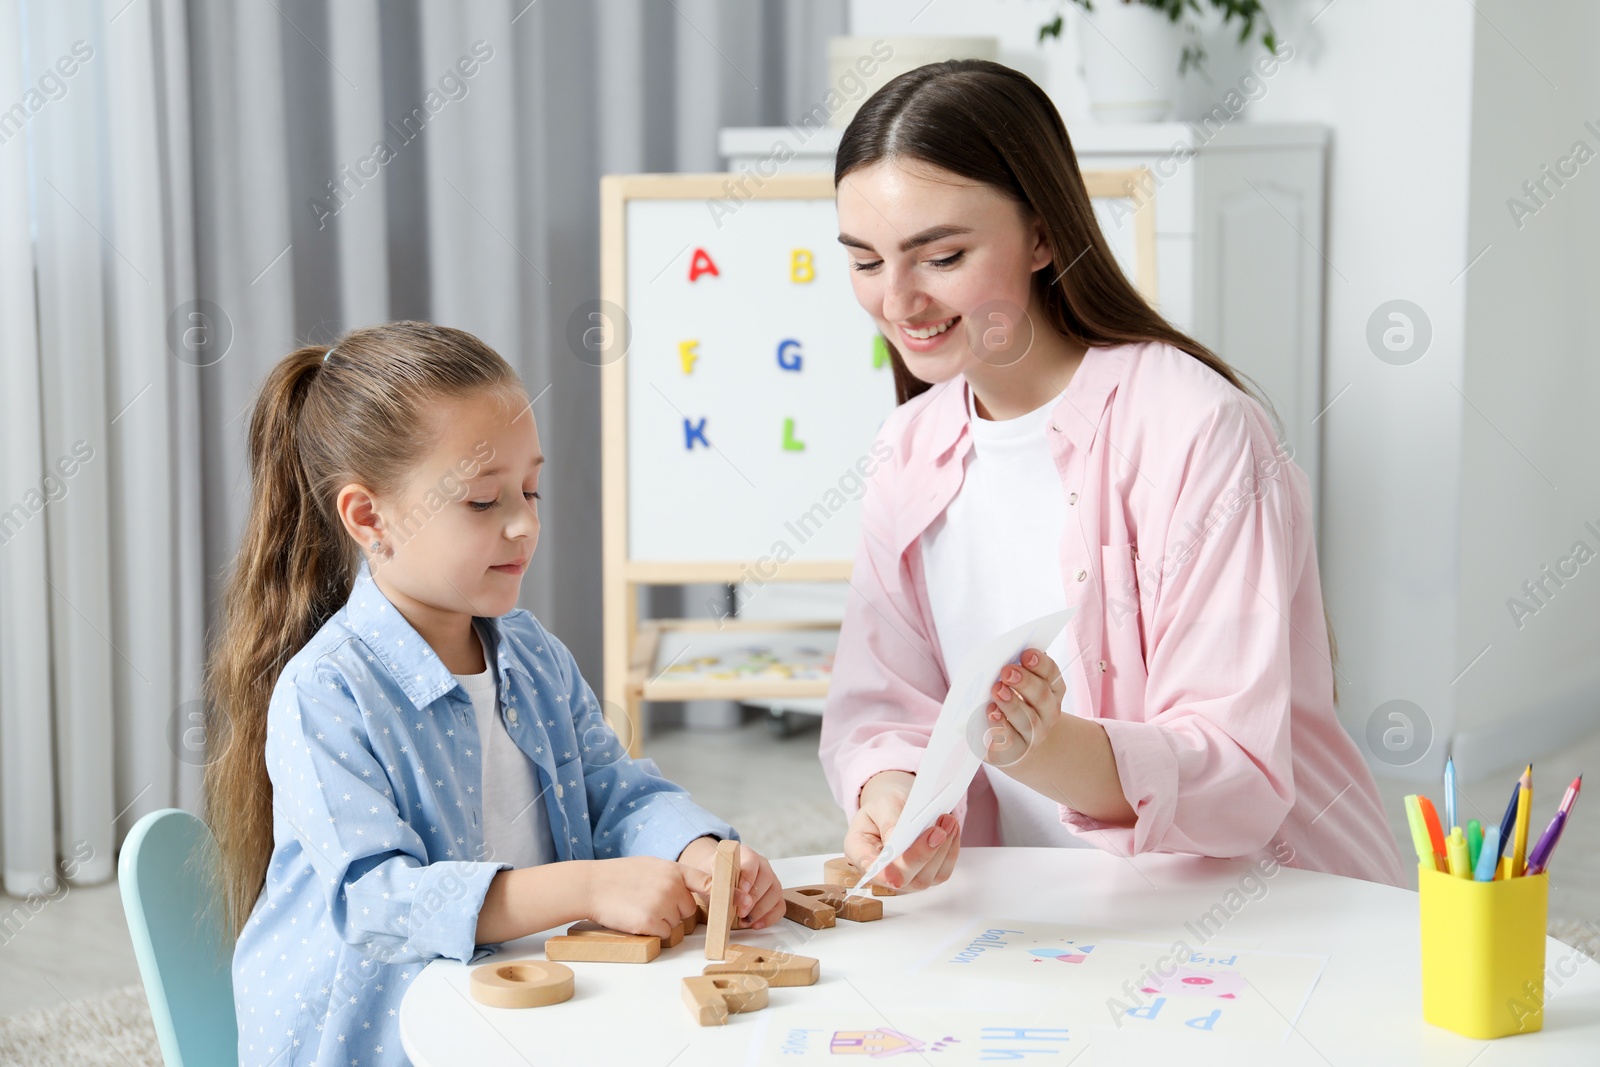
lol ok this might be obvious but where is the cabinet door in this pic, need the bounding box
[1193,147,1327,526]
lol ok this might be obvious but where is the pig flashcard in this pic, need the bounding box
[1139,962,1245,998]
[917,921,1327,1042]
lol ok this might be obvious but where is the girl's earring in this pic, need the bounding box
[370,540,383,555]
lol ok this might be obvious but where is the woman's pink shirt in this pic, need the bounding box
[819,341,1405,887]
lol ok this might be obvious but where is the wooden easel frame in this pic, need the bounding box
[599,169,1157,754]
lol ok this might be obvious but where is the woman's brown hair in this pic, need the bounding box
[835,60,1343,699]
[835,59,1277,413]
[202,321,523,938]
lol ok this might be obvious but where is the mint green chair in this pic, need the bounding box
[117,808,239,1066]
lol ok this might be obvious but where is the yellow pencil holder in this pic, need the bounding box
[1418,865,1547,1039]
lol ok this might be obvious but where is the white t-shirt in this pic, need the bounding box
[920,377,1090,848]
[453,625,555,869]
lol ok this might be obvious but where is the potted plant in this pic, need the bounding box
[1039,0,1279,122]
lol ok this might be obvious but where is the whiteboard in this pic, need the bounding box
[621,192,894,564]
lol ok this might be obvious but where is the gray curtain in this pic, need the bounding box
[0,0,845,894]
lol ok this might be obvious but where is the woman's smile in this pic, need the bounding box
[897,314,963,351]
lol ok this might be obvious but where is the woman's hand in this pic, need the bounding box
[981,647,1066,773]
[843,770,961,892]
[581,856,708,939]
[981,648,1136,825]
[678,836,786,930]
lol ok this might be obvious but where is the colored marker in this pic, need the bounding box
[1446,827,1471,879]
[1511,765,1533,877]
[1404,794,1437,871]
[1417,795,1449,870]
[1467,818,1483,870]
[1444,756,1457,835]
[1474,825,1502,881]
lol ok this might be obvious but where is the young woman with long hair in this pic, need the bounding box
[819,60,1402,893]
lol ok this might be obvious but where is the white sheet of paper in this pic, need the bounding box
[852,608,1076,892]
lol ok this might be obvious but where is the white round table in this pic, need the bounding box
[400,848,1600,1065]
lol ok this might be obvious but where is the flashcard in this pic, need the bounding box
[756,1009,1080,1064]
[917,921,1327,1042]
[852,611,1075,892]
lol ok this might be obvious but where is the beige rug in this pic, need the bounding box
[0,983,162,1066]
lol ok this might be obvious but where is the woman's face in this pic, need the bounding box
[836,158,1053,387]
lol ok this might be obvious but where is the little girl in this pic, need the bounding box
[204,322,784,1066]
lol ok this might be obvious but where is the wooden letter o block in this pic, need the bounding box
[470,959,575,1009]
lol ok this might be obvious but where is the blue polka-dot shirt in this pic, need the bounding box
[232,559,736,1066]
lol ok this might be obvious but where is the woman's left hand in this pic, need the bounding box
[982,647,1066,771]
[678,837,786,930]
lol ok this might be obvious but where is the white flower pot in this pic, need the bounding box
[826,36,999,129]
[1077,3,1181,123]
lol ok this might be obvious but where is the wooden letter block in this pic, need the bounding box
[470,959,574,1008]
[571,917,686,950]
[682,974,768,1026]
[790,883,883,923]
[782,887,836,929]
[823,855,896,896]
[703,942,819,987]
[704,838,740,960]
[545,925,661,964]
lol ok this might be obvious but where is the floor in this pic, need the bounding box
[2,716,1596,1022]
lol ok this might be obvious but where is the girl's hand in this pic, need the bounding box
[581,856,708,939]
[678,837,786,930]
[843,770,961,893]
[982,647,1066,772]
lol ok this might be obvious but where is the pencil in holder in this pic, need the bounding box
[1418,865,1547,1039]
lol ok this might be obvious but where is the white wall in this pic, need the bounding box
[847,1,1568,782]
[1453,1,1600,764]
[1242,2,1476,782]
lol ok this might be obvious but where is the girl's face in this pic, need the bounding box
[836,158,1054,386]
[356,388,542,623]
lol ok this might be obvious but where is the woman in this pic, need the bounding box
[819,60,1403,892]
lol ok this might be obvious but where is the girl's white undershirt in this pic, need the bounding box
[452,624,556,869]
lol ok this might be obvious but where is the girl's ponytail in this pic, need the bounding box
[203,345,354,938]
[201,322,522,939]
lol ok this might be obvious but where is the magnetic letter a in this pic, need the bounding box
[688,248,720,282]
